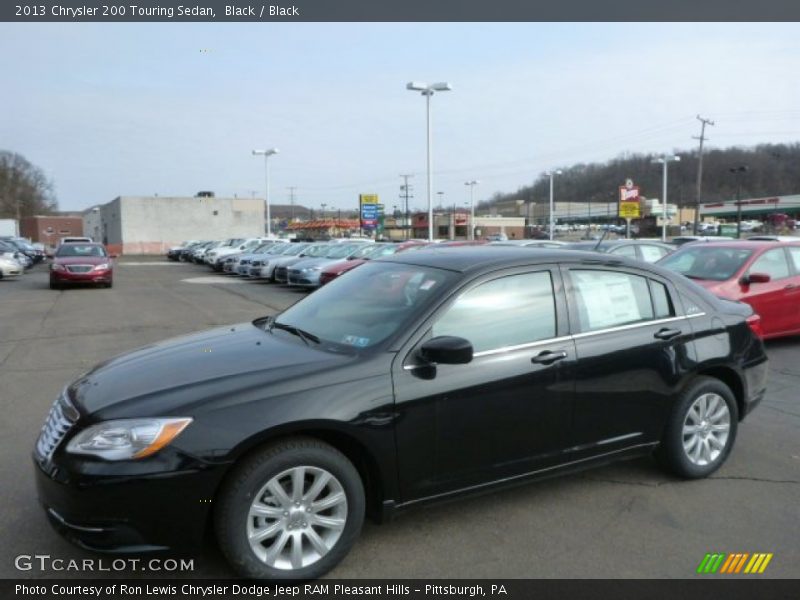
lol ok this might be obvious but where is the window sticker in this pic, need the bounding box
[419,279,438,291]
[573,272,644,330]
[342,335,370,347]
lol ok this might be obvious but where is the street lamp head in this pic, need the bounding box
[465,180,479,186]
[252,148,279,157]
[430,82,452,92]
[406,81,428,91]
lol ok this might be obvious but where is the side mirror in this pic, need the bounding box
[741,272,771,285]
[419,336,473,365]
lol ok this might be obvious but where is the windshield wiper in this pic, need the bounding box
[268,319,320,345]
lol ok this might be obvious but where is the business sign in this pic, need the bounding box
[619,202,641,218]
[359,194,379,229]
[619,179,640,218]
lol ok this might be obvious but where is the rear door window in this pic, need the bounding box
[569,270,657,332]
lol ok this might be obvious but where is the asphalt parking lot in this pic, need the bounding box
[0,258,798,579]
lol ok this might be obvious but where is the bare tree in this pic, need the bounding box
[0,151,58,219]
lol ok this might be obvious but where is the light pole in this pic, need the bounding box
[407,81,452,241]
[651,155,681,242]
[321,203,327,219]
[730,165,749,239]
[252,148,279,237]
[546,170,562,240]
[464,180,479,240]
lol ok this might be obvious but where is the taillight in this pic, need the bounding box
[746,314,764,340]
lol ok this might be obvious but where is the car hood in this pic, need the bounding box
[54,256,110,265]
[291,257,331,270]
[68,322,351,418]
[325,259,366,274]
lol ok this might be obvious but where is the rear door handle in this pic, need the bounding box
[531,350,567,365]
[654,328,681,340]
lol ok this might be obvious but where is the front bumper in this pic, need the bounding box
[287,270,321,287]
[34,453,227,552]
[51,269,112,284]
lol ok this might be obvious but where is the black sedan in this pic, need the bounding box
[33,247,767,579]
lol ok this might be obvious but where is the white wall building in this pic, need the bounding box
[84,195,266,255]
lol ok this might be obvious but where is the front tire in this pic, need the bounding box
[215,437,365,580]
[657,376,738,478]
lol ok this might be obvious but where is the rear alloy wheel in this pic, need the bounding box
[215,438,364,579]
[657,376,738,478]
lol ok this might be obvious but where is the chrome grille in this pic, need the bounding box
[36,392,79,460]
[66,265,92,273]
[251,260,263,267]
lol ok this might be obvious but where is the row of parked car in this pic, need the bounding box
[167,233,800,339]
[0,236,47,279]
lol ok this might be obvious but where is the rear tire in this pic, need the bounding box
[215,437,364,580]
[656,376,738,478]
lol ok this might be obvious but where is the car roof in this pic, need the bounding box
[564,240,673,250]
[675,240,800,250]
[378,244,666,275]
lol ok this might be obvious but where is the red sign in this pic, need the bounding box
[619,186,640,202]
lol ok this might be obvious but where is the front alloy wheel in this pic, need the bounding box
[247,466,348,570]
[215,437,364,579]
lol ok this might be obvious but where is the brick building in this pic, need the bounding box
[20,215,84,252]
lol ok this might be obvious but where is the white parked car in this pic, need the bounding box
[0,254,23,279]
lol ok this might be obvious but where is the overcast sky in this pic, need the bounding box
[2,22,800,213]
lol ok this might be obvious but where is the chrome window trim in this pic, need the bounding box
[472,336,573,358]
[570,313,705,340]
[404,313,707,366]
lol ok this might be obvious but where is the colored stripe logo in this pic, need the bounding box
[697,553,773,574]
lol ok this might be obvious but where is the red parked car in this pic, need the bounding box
[319,240,428,285]
[50,243,115,289]
[658,240,800,339]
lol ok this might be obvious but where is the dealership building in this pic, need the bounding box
[83,195,266,255]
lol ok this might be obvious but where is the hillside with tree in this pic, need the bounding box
[478,143,800,211]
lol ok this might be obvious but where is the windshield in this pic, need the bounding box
[324,244,361,259]
[284,244,310,256]
[365,244,399,259]
[305,244,331,257]
[272,262,458,351]
[56,244,107,258]
[659,247,753,281]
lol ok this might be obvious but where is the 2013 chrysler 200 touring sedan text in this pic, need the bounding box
[33,247,768,579]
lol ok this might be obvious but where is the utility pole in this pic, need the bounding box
[400,174,414,240]
[693,115,714,234]
[287,186,297,222]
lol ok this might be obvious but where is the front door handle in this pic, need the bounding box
[531,350,567,365]
[654,328,681,340]
[785,284,798,290]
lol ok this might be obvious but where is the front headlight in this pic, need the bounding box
[65,417,192,460]
[93,263,110,271]
[51,263,66,271]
